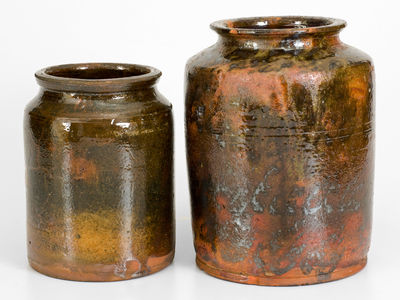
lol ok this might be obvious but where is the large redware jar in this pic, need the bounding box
[185,17,375,285]
[24,63,174,281]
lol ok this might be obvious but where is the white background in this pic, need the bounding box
[1,0,399,299]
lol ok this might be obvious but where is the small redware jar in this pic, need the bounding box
[185,16,375,285]
[24,63,174,281]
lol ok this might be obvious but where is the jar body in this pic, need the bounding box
[24,87,174,281]
[185,22,374,285]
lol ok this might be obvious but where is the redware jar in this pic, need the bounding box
[24,63,174,281]
[185,16,375,285]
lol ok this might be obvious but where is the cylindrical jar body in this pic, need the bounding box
[185,17,374,286]
[24,63,174,281]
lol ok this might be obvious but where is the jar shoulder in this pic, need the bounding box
[186,43,373,77]
[24,90,172,122]
[185,43,374,133]
[335,43,373,67]
[24,99,172,157]
[185,44,227,73]
[24,90,173,144]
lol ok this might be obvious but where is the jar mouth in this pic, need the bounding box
[35,63,162,93]
[211,16,346,36]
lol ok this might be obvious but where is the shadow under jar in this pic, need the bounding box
[185,16,375,286]
[24,63,174,281]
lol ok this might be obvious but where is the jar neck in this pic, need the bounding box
[211,16,346,51]
[39,86,159,102]
[217,32,342,51]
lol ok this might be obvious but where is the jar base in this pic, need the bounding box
[196,256,367,286]
[28,252,174,282]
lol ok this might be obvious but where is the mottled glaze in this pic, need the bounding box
[185,17,375,286]
[24,63,174,281]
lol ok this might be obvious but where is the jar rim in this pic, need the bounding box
[35,63,162,93]
[210,16,346,36]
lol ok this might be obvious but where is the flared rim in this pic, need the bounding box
[35,63,162,93]
[211,16,346,36]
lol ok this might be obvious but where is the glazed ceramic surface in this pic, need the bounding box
[24,63,174,281]
[185,17,374,285]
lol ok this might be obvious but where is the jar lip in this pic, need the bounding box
[210,16,346,36]
[35,63,162,93]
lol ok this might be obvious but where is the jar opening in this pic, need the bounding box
[211,16,346,36]
[35,63,161,93]
[46,65,150,80]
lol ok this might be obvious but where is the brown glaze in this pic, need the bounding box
[24,63,174,281]
[185,17,374,286]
